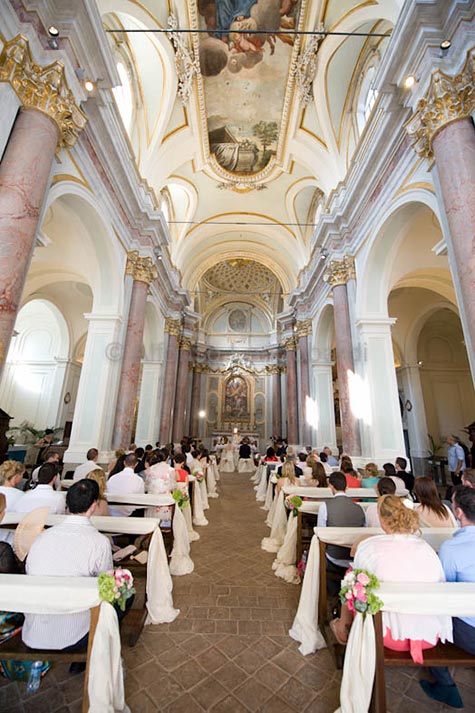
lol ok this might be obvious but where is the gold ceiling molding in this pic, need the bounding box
[164,317,182,336]
[125,250,157,284]
[295,319,313,336]
[0,35,86,148]
[323,255,356,287]
[189,358,281,376]
[405,51,475,162]
[202,259,281,296]
[167,13,201,105]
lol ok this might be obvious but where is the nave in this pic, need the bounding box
[3,470,475,713]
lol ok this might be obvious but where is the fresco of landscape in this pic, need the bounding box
[198,0,302,174]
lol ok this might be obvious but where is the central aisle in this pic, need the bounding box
[124,472,342,712]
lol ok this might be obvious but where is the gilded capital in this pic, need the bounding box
[323,256,356,288]
[283,336,298,351]
[179,336,192,351]
[295,319,312,337]
[165,317,182,337]
[265,364,281,375]
[125,250,157,285]
[405,52,475,161]
[0,35,87,148]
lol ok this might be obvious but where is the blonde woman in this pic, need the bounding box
[330,495,451,662]
[276,457,300,493]
[0,461,25,510]
[85,469,110,516]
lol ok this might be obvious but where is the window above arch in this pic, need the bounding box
[112,61,133,132]
[356,64,379,135]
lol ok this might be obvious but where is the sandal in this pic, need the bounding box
[330,618,349,645]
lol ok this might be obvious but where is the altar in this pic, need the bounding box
[211,431,260,451]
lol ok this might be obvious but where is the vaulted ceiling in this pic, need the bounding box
[99,0,401,316]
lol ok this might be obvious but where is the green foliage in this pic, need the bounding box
[252,121,278,150]
[172,489,190,509]
[427,434,444,458]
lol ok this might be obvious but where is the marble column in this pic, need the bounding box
[324,257,362,456]
[189,366,203,437]
[0,36,86,377]
[269,366,282,437]
[112,252,156,449]
[158,318,181,445]
[297,320,312,446]
[172,337,192,441]
[285,338,299,444]
[406,57,475,380]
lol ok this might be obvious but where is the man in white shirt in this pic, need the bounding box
[31,449,61,484]
[23,479,112,652]
[16,463,65,514]
[106,453,144,516]
[73,448,102,482]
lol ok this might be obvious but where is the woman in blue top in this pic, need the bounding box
[361,461,380,488]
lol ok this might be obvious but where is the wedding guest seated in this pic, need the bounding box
[73,448,102,482]
[395,456,415,494]
[323,446,339,467]
[146,451,174,493]
[413,476,457,528]
[239,439,251,460]
[16,464,65,514]
[318,451,333,477]
[31,449,61,485]
[341,462,361,488]
[383,462,406,495]
[0,461,25,510]
[331,495,451,661]
[134,447,146,474]
[107,454,144,516]
[365,477,396,527]
[85,470,110,516]
[22,480,113,657]
[361,462,380,489]
[277,455,303,482]
[305,460,327,487]
[317,472,366,592]
[421,486,475,708]
[264,447,278,463]
[107,449,125,476]
[172,453,189,486]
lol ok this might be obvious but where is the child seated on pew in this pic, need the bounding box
[331,495,452,663]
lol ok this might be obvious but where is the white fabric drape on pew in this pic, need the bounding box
[211,456,220,482]
[272,513,300,583]
[0,574,129,713]
[169,505,194,576]
[289,526,456,656]
[336,582,475,713]
[256,466,268,502]
[206,461,219,498]
[261,491,288,553]
[182,502,199,541]
[192,479,208,526]
[1,513,180,624]
[199,479,209,510]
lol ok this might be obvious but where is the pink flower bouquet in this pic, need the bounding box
[339,568,383,616]
[98,568,135,611]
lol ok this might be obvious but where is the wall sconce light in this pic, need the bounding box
[439,39,451,57]
[47,25,59,50]
[403,75,416,89]
[198,410,206,418]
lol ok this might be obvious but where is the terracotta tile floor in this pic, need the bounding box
[2,471,475,711]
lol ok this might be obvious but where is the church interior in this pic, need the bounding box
[1,0,475,711]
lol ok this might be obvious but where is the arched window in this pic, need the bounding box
[356,65,379,134]
[112,61,133,131]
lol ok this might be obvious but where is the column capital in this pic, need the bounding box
[323,256,355,287]
[190,362,207,373]
[164,317,182,336]
[125,250,157,284]
[0,35,87,148]
[295,319,312,337]
[283,336,298,351]
[178,336,192,351]
[265,364,281,374]
[405,52,475,162]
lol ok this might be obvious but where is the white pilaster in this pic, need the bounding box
[63,313,123,464]
[312,361,337,452]
[356,318,406,465]
[135,360,163,446]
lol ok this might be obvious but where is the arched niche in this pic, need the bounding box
[0,299,70,429]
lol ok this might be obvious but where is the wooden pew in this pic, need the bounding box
[0,575,102,713]
[369,583,475,713]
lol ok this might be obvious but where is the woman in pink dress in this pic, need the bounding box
[331,495,452,662]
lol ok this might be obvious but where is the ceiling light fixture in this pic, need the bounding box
[439,39,451,57]
[403,75,416,89]
[47,25,59,50]
[84,80,95,92]
[320,248,329,261]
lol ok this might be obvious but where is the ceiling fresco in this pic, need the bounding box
[197,0,303,176]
